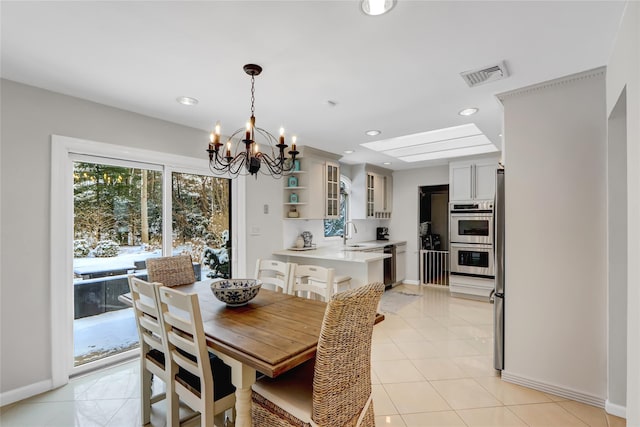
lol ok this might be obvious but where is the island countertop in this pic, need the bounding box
[272,244,391,263]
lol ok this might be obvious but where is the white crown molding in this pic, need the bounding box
[496,67,606,102]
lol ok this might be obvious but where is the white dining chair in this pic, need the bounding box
[254,259,293,294]
[291,265,335,301]
[157,285,236,427]
[127,275,167,425]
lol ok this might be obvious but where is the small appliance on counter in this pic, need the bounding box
[376,227,389,241]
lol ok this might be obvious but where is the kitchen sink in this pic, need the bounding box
[342,243,381,251]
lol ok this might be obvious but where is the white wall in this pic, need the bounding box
[606,1,640,422]
[0,79,231,397]
[498,69,608,404]
[607,91,627,412]
[244,177,284,276]
[389,165,449,283]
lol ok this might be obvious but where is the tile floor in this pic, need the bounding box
[0,284,627,427]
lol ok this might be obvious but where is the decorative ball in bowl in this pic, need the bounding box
[210,279,262,307]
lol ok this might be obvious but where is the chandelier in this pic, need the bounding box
[207,64,299,178]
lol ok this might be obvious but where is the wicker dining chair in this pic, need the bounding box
[146,254,196,287]
[251,282,385,427]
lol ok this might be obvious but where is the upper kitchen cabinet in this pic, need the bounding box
[352,164,393,219]
[449,158,498,201]
[283,146,341,220]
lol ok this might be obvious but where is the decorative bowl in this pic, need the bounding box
[210,279,262,307]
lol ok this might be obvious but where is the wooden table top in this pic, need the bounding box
[121,280,384,378]
[192,281,328,377]
[121,280,327,377]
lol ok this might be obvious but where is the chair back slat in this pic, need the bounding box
[147,255,196,287]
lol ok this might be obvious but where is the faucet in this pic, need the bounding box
[343,221,358,246]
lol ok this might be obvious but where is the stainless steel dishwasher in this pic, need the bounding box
[383,244,396,289]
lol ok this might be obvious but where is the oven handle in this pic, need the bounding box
[450,209,493,214]
[450,242,494,250]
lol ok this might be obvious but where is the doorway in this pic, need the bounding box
[419,185,449,285]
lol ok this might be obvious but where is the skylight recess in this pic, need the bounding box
[360,123,498,162]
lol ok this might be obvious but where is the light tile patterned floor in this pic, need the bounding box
[0,284,627,427]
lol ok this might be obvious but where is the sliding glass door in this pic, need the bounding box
[171,172,232,280]
[72,160,163,366]
[70,159,232,369]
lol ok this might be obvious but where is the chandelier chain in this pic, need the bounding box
[250,74,255,117]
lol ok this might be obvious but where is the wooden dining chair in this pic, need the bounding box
[127,275,168,425]
[157,285,236,427]
[251,282,385,427]
[254,259,293,294]
[291,264,335,301]
[146,254,196,287]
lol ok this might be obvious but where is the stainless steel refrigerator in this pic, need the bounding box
[494,167,505,371]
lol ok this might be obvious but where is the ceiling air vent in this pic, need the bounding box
[460,61,509,87]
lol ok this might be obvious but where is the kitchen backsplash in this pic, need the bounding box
[282,219,389,249]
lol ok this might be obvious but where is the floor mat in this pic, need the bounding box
[379,290,421,314]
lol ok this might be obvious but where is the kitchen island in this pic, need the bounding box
[273,242,396,289]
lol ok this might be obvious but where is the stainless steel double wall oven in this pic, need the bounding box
[449,201,495,278]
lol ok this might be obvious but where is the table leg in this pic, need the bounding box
[217,355,256,427]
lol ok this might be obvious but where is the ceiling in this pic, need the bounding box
[0,1,626,170]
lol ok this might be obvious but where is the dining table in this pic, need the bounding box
[121,279,328,427]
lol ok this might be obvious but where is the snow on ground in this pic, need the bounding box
[72,245,211,365]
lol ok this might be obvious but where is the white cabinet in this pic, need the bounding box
[373,173,393,217]
[325,161,340,218]
[283,146,340,220]
[352,164,393,219]
[449,158,498,201]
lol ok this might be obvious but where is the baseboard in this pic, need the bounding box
[605,399,627,418]
[501,371,605,408]
[0,379,53,407]
[403,279,420,285]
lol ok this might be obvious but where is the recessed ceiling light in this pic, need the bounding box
[458,107,479,116]
[361,0,396,16]
[383,162,392,165]
[343,150,355,154]
[177,96,199,106]
[365,130,381,136]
